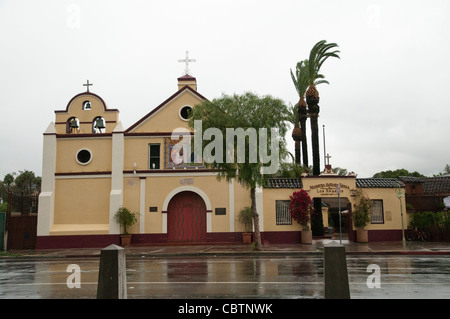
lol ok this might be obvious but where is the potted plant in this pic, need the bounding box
[238,207,253,244]
[289,190,314,244]
[352,190,371,243]
[113,207,137,247]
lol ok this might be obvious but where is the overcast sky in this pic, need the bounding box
[0,0,449,179]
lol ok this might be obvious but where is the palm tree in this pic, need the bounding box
[290,60,309,166]
[291,59,332,167]
[306,40,340,236]
[306,40,340,175]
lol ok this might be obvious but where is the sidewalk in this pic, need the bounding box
[3,239,450,259]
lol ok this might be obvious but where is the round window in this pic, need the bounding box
[76,149,92,165]
[179,105,192,120]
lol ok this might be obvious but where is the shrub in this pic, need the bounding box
[352,189,371,229]
[289,190,314,230]
[113,207,137,235]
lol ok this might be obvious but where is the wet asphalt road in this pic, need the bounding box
[0,255,449,299]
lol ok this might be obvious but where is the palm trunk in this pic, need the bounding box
[310,114,320,175]
[250,187,262,250]
[294,141,301,165]
[292,105,302,165]
[306,85,320,175]
[307,84,324,236]
[298,97,308,167]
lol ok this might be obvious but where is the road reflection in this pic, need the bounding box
[0,255,449,299]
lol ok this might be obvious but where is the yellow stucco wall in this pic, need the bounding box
[124,137,165,171]
[233,182,252,232]
[56,138,112,173]
[130,89,203,133]
[359,187,407,231]
[51,178,111,235]
[262,188,303,232]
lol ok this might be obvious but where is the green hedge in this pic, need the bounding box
[409,211,450,230]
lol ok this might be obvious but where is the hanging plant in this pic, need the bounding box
[289,190,314,230]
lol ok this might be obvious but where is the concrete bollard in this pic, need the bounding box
[97,244,127,299]
[324,241,350,299]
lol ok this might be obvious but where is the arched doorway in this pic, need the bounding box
[167,191,206,242]
[321,197,351,239]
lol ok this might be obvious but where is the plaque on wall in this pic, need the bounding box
[215,208,226,215]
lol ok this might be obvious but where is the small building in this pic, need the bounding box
[399,176,450,212]
[37,75,408,248]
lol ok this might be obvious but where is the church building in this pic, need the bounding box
[37,67,408,249]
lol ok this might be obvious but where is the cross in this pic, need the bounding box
[325,153,332,165]
[83,80,93,92]
[178,51,196,75]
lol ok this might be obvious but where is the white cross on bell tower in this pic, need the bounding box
[178,50,196,75]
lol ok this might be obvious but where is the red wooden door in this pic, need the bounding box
[167,191,206,242]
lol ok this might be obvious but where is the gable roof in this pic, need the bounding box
[125,85,208,133]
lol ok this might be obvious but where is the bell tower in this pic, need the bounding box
[54,80,119,134]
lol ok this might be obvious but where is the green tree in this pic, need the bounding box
[433,164,450,177]
[1,170,41,199]
[14,170,41,194]
[372,169,425,178]
[305,40,340,235]
[188,92,289,249]
[333,167,348,176]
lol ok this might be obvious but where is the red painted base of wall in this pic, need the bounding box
[36,229,404,249]
[36,232,303,249]
[349,229,403,242]
[36,235,120,249]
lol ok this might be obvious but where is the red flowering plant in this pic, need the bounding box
[289,190,314,231]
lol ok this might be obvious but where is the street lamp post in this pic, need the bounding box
[396,184,406,247]
[336,183,342,244]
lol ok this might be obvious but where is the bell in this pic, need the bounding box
[95,117,105,130]
[69,118,79,129]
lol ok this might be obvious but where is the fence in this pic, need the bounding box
[6,192,39,250]
[423,226,450,242]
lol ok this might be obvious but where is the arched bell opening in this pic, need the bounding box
[92,116,105,133]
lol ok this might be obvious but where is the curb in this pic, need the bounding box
[3,249,450,260]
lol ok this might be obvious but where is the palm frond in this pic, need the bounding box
[291,60,309,98]
[314,79,329,86]
[308,40,340,85]
[290,68,300,96]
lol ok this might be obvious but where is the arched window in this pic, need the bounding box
[92,116,105,133]
[83,100,91,110]
[66,117,79,133]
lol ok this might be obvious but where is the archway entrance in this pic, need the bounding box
[321,197,351,239]
[167,191,206,242]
